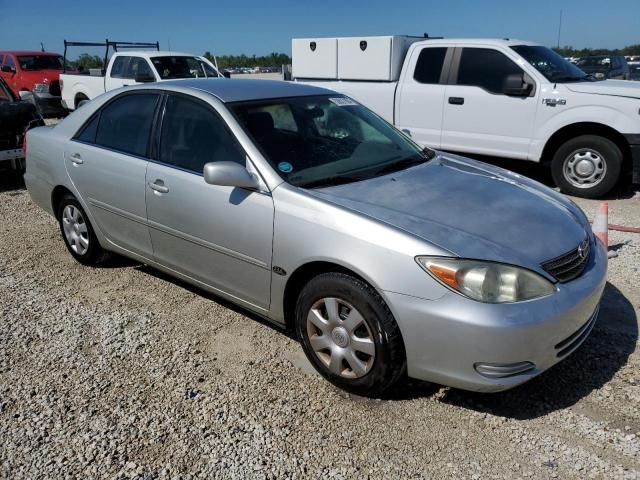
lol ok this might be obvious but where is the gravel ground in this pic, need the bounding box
[0,176,639,479]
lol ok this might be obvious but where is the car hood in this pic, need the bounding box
[308,154,589,271]
[565,79,640,99]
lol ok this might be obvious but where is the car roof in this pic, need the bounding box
[113,51,201,58]
[158,78,334,103]
[0,51,61,56]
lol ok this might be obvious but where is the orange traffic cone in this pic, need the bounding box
[593,201,608,249]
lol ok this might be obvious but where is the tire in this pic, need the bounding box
[56,194,104,266]
[76,98,89,109]
[295,272,406,397]
[551,135,622,199]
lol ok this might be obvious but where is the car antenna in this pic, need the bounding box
[40,42,45,52]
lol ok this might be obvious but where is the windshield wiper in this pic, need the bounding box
[374,153,432,176]
[297,175,361,189]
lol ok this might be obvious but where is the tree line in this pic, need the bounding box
[554,44,640,58]
[67,52,292,71]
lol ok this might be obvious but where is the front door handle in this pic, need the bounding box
[70,153,83,164]
[448,97,465,105]
[148,180,169,194]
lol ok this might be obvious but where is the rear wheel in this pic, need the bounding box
[57,194,103,265]
[295,272,406,397]
[76,96,89,109]
[551,135,622,198]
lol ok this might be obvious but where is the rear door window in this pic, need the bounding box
[95,93,159,157]
[456,48,524,94]
[159,95,245,174]
[110,56,129,78]
[413,47,448,84]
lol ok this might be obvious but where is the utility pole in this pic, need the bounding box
[556,9,563,48]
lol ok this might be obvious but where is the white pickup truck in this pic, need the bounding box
[60,40,222,111]
[293,36,640,198]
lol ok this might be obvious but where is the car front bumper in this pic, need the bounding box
[384,236,607,392]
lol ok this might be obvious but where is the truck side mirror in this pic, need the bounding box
[1,65,15,74]
[503,73,533,97]
[134,72,156,83]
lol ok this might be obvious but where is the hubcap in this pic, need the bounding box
[563,148,607,189]
[62,205,89,255]
[306,297,376,379]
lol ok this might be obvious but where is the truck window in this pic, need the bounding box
[159,95,245,173]
[125,57,153,79]
[456,48,523,94]
[4,56,15,69]
[413,47,447,84]
[95,93,159,157]
[110,56,129,78]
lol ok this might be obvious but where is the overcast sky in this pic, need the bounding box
[1,0,638,56]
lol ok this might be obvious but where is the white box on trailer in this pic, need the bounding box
[337,36,421,81]
[291,38,338,79]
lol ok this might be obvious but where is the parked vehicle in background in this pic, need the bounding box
[0,76,44,172]
[0,50,67,117]
[60,40,223,111]
[25,79,606,396]
[293,36,640,198]
[576,55,630,80]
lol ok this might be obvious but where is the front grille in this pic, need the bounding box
[542,238,590,283]
[554,306,599,358]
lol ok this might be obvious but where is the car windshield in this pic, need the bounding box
[17,55,63,71]
[150,56,218,79]
[511,45,590,82]
[230,95,434,188]
[576,57,612,69]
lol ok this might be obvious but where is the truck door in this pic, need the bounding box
[441,47,538,160]
[395,46,450,149]
[104,56,131,91]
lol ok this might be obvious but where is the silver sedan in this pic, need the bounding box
[24,79,607,396]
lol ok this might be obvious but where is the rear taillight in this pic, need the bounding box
[59,79,64,90]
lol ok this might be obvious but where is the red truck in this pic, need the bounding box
[0,51,66,117]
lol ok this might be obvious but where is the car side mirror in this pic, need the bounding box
[1,65,15,73]
[222,70,231,78]
[134,72,156,83]
[203,161,259,190]
[503,73,533,97]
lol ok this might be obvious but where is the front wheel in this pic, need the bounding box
[551,135,622,198]
[295,272,406,397]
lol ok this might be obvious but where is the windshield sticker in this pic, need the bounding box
[278,162,293,173]
[329,97,358,107]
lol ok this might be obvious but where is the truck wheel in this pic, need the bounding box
[551,135,622,198]
[76,97,89,109]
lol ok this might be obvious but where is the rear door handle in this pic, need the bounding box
[70,153,83,164]
[148,180,169,194]
[448,97,465,105]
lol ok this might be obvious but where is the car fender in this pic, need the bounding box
[531,103,636,160]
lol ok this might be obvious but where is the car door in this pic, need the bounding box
[145,93,274,310]
[441,47,538,160]
[395,46,450,148]
[65,92,160,258]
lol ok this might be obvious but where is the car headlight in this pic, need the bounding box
[32,83,50,94]
[416,257,556,303]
